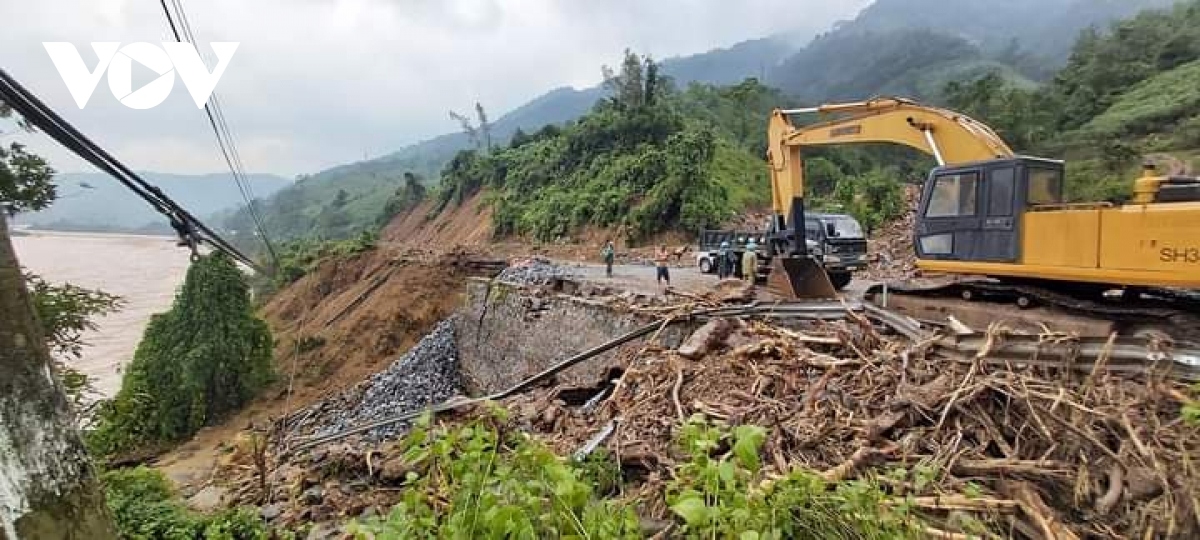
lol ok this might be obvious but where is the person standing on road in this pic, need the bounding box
[742,240,758,284]
[655,245,671,289]
[726,243,740,279]
[601,240,615,278]
[716,241,730,279]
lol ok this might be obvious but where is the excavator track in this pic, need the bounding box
[865,278,1200,345]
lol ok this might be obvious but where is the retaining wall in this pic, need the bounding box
[454,278,693,395]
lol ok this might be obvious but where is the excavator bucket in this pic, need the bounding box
[766,256,838,299]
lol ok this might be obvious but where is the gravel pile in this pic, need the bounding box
[288,318,462,441]
[496,257,574,286]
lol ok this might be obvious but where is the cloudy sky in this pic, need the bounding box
[1,0,867,178]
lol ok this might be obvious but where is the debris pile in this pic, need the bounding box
[284,319,462,442]
[502,314,1200,538]
[496,257,575,285]
[864,184,921,280]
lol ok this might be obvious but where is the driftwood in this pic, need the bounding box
[495,316,1200,539]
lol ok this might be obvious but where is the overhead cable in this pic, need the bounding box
[0,68,265,273]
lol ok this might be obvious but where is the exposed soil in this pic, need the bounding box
[380,190,705,267]
[381,194,494,248]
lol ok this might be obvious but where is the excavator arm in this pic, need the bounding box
[763,97,1015,298]
[766,97,1014,228]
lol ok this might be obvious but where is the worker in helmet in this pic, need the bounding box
[742,240,758,284]
[716,241,731,279]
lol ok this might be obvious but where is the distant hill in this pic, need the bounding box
[14,172,291,234]
[323,35,800,185]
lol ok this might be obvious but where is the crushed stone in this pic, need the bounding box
[286,318,462,442]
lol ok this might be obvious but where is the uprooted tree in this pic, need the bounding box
[88,252,274,457]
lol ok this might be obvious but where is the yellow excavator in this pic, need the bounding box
[764,97,1200,337]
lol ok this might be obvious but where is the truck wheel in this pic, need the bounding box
[699,258,713,274]
[829,272,852,291]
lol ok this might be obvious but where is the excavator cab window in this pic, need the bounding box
[1028,167,1065,205]
[926,172,979,218]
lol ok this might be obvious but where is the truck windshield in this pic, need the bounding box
[826,217,864,239]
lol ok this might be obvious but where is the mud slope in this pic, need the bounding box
[381,192,493,248]
[260,247,470,407]
[381,190,694,262]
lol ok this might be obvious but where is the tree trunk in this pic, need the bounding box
[0,217,117,540]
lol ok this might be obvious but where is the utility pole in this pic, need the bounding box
[0,216,117,539]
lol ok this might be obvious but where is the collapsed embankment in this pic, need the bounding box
[153,246,504,493]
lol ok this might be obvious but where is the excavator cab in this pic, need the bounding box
[915,157,1064,264]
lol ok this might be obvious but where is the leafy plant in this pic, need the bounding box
[87,253,274,457]
[666,416,922,540]
[270,231,378,288]
[435,59,776,243]
[829,168,906,233]
[350,411,641,539]
[1,141,56,215]
[24,272,122,409]
[101,467,269,540]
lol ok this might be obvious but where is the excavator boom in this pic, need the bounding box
[764,97,1014,298]
[766,97,1012,228]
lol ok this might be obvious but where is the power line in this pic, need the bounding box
[157,0,279,268]
[0,68,264,273]
[165,0,275,263]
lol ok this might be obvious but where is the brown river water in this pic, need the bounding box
[12,230,192,397]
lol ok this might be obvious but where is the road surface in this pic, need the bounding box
[563,260,872,300]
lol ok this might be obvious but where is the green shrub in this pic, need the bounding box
[828,168,906,233]
[88,253,274,457]
[350,411,641,538]
[101,467,268,540]
[356,411,928,539]
[1083,60,1200,138]
[271,231,378,287]
[667,417,922,540]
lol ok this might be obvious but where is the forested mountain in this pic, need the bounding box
[838,0,1174,61]
[767,29,1034,103]
[14,171,290,234]
[232,0,1187,247]
[943,0,1200,201]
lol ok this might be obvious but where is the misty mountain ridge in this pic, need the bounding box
[16,171,291,234]
[298,0,1171,184]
